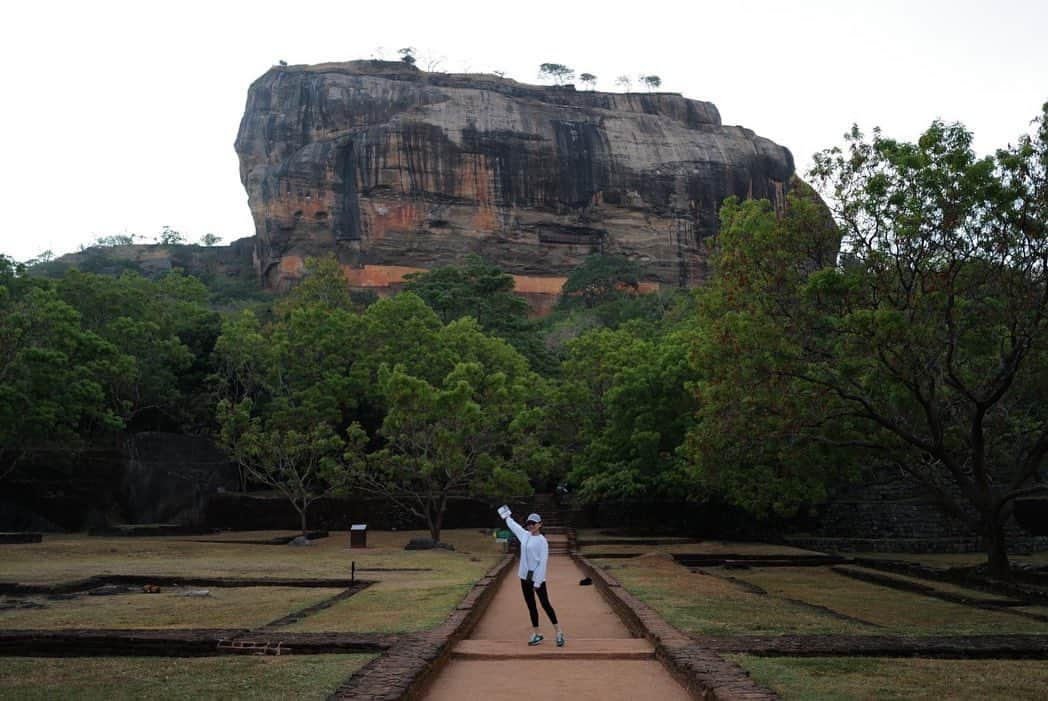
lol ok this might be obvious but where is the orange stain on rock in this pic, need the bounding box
[511,275,568,295]
[364,201,425,239]
[279,255,305,276]
[337,265,567,315]
[341,264,428,287]
[471,203,499,232]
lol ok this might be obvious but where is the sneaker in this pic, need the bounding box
[528,633,544,646]
[556,632,565,647]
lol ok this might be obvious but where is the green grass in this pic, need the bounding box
[0,529,502,585]
[854,551,1048,570]
[0,529,502,635]
[0,587,343,630]
[731,567,1048,635]
[594,555,1048,636]
[289,581,472,633]
[0,530,504,697]
[728,655,1048,700]
[578,536,821,557]
[835,565,1020,603]
[0,654,375,700]
[595,554,867,635]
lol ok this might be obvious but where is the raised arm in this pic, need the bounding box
[502,511,529,542]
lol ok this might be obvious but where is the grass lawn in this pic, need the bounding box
[593,555,1048,636]
[0,586,344,630]
[729,566,1048,635]
[0,530,503,698]
[0,529,503,635]
[729,655,1048,700]
[287,579,472,633]
[0,654,375,700]
[855,551,1048,570]
[578,537,821,557]
[0,529,503,585]
[596,554,866,635]
[283,548,496,633]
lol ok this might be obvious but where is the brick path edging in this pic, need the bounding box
[0,575,364,596]
[572,553,779,701]
[0,629,397,657]
[693,633,1048,658]
[327,554,516,701]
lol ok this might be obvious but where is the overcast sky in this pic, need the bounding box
[1,0,1045,262]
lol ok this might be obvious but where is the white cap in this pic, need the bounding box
[526,513,541,524]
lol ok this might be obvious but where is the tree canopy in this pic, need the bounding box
[7,102,1047,572]
[688,105,1048,577]
[0,258,126,479]
[641,75,662,90]
[402,254,551,368]
[539,63,575,85]
[347,318,543,541]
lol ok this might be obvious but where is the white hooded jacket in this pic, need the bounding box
[503,515,549,587]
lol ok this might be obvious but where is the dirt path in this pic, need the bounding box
[423,535,691,700]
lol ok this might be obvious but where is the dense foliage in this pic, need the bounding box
[0,261,226,527]
[5,104,1046,575]
[688,106,1048,577]
[212,260,545,538]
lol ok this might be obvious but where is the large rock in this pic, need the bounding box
[45,237,257,283]
[122,432,239,525]
[235,61,796,310]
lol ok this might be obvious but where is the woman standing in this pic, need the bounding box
[498,506,565,646]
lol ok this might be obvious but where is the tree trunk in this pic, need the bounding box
[983,517,1012,581]
[428,497,442,544]
[296,504,309,536]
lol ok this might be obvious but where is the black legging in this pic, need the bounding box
[521,579,558,627]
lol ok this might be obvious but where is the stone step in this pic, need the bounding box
[452,638,654,660]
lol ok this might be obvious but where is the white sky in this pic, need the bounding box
[1,0,1045,262]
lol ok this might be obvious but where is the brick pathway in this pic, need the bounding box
[329,533,781,700]
[422,535,693,700]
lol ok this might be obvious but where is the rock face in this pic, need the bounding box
[235,60,795,308]
[48,237,257,284]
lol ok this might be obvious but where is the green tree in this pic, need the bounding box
[641,75,662,91]
[159,226,184,246]
[353,293,446,405]
[686,193,850,518]
[55,270,220,431]
[345,318,542,542]
[93,234,135,247]
[403,255,527,328]
[689,106,1048,578]
[551,320,696,501]
[579,73,597,90]
[401,255,550,365]
[539,63,575,85]
[212,287,551,538]
[277,255,359,315]
[200,233,222,247]
[0,258,127,479]
[559,255,642,309]
[213,297,367,507]
[217,398,350,535]
[398,47,417,65]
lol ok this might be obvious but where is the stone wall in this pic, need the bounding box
[808,470,1048,553]
[203,494,515,532]
[563,498,803,540]
[1,433,238,531]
